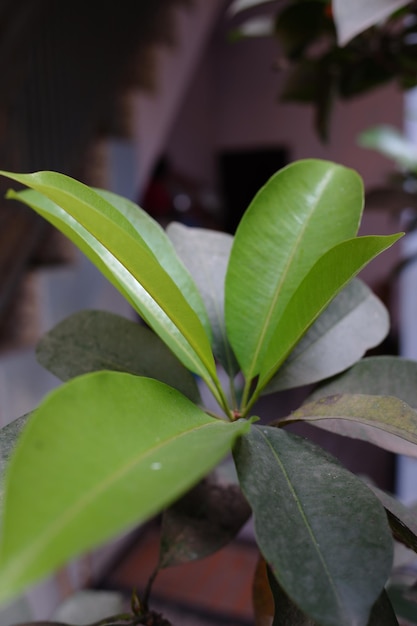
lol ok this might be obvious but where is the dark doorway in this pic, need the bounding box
[218,146,289,233]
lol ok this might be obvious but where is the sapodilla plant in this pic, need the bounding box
[0,159,416,626]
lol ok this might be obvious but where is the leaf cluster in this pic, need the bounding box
[0,159,415,625]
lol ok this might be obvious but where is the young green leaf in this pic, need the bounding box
[225,159,363,383]
[2,176,219,397]
[255,233,402,397]
[286,393,417,457]
[36,309,200,402]
[94,189,211,335]
[234,425,393,626]
[166,222,239,376]
[264,278,388,393]
[0,372,249,605]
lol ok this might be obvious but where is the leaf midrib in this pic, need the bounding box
[247,169,334,382]
[0,420,227,584]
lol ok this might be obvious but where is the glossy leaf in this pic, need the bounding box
[166,222,239,376]
[0,414,30,514]
[333,0,412,45]
[159,472,251,568]
[94,189,211,334]
[2,173,217,389]
[36,309,200,402]
[225,159,364,382]
[0,372,249,604]
[234,425,393,626]
[264,279,388,393]
[256,233,402,395]
[287,393,417,456]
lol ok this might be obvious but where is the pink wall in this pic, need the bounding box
[167,25,404,191]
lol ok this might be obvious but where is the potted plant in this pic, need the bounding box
[1,159,417,625]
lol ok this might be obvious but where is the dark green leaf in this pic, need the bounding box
[367,590,399,625]
[159,470,251,568]
[267,566,316,625]
[166,223,239,376]
[0,372,249,604]
[36,310,200,402]
[264,279,388,393]
[275,2,332,59]
[234,425,393,626]
[286,393,417,456]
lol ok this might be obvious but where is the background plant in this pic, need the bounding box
[229,0,416,139]
[1,159,417,625]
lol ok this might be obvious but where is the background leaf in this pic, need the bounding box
[333,0,412,45]
[36,310,200,403]
[225,159,364,382]
[368,484,417,553]
[158,470,251,568]
[0,372,249,605]
[166,223,239,376]
[234,425,393,626]
[287,393,417,456]
[264,278,388,393]
[358,125,417,173]
[2,173,217,389]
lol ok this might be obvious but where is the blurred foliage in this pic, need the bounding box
[229,0,417,140]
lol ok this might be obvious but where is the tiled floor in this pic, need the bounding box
[100,523,258,625]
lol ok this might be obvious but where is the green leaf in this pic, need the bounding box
[0,372,249,604]
[264,279,388,393]
[256,233,402,394]
[275,1,332,59]
[333,0,412,45]
[358,125,417,173]
[267,566,316,625]
[0,414,30,515]
[1,172,217,390]
[233,425,393,626]
[286,393,417,457]
[94,189,211,335]
[367,591,400,625]
[225,159,364,383]
[36,309,200,403]
[166,222,239,376]
[159,471,251,568]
